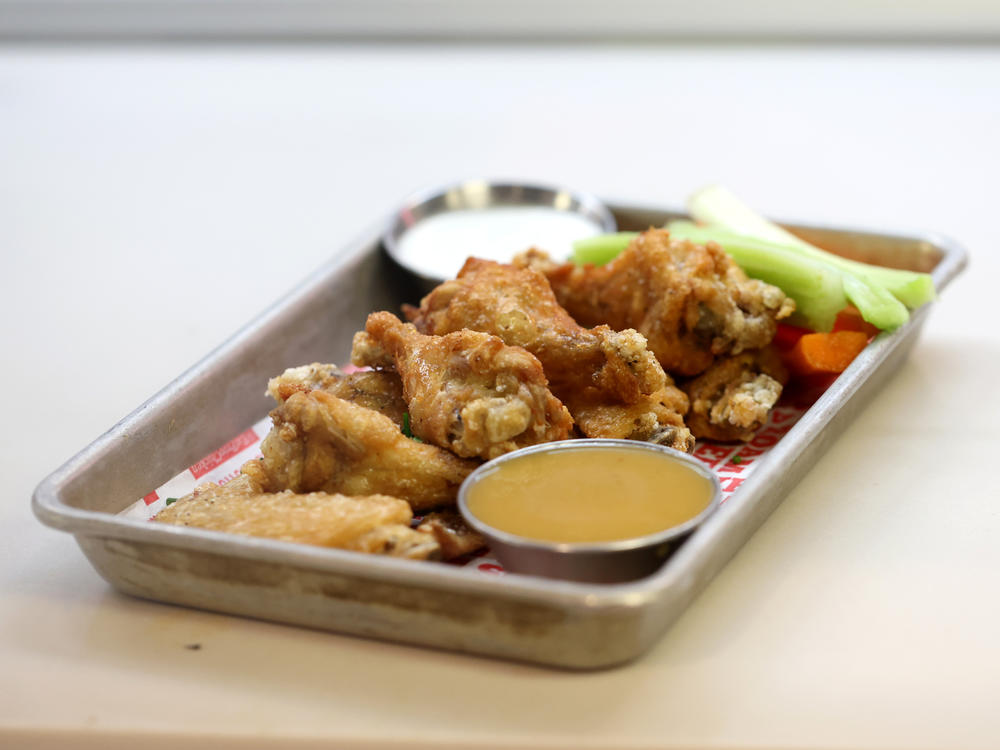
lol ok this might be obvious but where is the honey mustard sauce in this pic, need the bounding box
[464,445,714,544]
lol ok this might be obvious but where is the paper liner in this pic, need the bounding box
[122,394,811,574]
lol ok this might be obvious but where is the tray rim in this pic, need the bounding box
[31,205,970,617]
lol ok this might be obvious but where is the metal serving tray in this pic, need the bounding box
[32,202,967,669]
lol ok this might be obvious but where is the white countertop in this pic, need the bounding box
[2,43,998,749]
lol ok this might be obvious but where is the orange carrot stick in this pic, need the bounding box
[783,330,870,377]
[832,306,881,338]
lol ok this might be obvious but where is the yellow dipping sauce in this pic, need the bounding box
[464,446,715,544]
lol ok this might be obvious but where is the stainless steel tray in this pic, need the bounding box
[32,201,968,669]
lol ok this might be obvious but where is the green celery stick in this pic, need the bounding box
[670,222,908,330]
[571,232,638,266]
[687,185,935,309]
[839,274,909,330]
[667,222,847,332]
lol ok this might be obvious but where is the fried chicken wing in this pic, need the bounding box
[683,346,788,442]
[154,480,440,559]
[351,312,572,460]
[563,386,695,453]
[404,257,667,405]
[527,229,795,377]
[242,389,477,511]
[267,363,406,427]
[416,509,487,560]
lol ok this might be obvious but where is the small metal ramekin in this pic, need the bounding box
[381,179,617,291]
[457,439,722,584]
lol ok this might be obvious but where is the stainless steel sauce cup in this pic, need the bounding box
[382,179,617,292]
[457,439,722,584]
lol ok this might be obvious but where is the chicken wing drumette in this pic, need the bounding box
[352,311,572,460]
[404,257,667,405]
[242,389,478,511]
[683,346,789,442]
[521,229,795,377]
[403,258,693,449]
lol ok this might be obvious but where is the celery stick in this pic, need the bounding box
[573,214,912,330]
[571,232,638,266]
[669,222,909,329]
[805,245,935,309]
[688,185,935,308]
[667,222,847,332]
[839,274,909,330]
[688,185,813,249]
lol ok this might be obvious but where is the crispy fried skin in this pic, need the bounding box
[529,230,794,377]
[683,346,788,442]
[404,257,667,405]
[154,480,440,559]
[242,389,477,511]
[416,509,487,560]
[563,386,695,453]
[267,363,406,427]
[352,312,572,460]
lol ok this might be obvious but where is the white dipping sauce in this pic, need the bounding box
[393,207,605,280]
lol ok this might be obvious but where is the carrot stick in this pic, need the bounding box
[832,306,881,337]
[783,331,870,376]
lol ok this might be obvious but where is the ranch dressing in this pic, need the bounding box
[393,207,605,280]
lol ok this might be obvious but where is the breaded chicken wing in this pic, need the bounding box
[563,386,696,453]
[416,509,487,560]
[527,230,795,377]
[352,312,572,460]
[154,479,440,559]
[404,257,667,405]
[683,346,789,442]
[242,389,477,511]
[267,363,406,427]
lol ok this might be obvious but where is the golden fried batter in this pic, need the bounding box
[683,347,788,442]
[532,230,795,377]
[243,389,477,511]
[267,363,406,427]
[154,480,440,559]
[404,257,667,405]
[416,509,487,560]
[563,386,695,453]
[352,311,572,460]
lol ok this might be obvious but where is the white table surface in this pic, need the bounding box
[2,43,998,749]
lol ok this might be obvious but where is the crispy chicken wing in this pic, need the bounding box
[352,311,572,460]
[404,257,667,405]
[526,229,795,377]
[267,363,406,427]
[416,509,487,560]
[563,386,695,452]
[154,479,440,559]
[242,389,477,511]
[683,346,789,442]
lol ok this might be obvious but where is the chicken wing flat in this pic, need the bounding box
[683,346,788,442]
[242,389,478,511]
[404,257,667,405]
[528,229,795,377]
[352,311,572,460]
[154,480,440,559]
[267,363,406,427]
[563,386,695,453]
